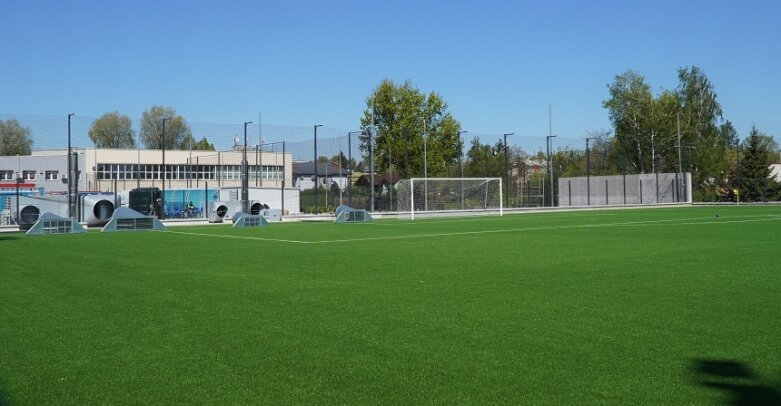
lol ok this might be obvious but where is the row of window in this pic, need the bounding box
[0,170,60,181]
[95,164,283,181]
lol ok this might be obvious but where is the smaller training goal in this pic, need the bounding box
[232,212,270,228]
[102,207,166,232]
[26,212,86,235]
[334,205,373,223]
[396,178,503,220]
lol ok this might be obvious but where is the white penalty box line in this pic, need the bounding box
[164,214,781,245]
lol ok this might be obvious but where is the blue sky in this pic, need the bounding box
[1,0,779,149]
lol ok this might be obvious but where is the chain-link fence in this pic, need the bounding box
[3,112,701,214]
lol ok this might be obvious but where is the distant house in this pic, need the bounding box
[510,158,547,184]
[354,173,400,193]
[292,161,350,191]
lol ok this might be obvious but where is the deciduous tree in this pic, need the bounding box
[140,105,191,149]
[88,112,135,148]
[360,79,461,178]
[0,119,32,156]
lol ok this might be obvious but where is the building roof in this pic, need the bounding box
[354,173,400,187]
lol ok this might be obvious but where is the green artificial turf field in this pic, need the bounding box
[1,205,780,404]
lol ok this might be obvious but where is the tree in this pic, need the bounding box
[603,70,654,174]
[677,66,725,200]
[737,126,780,201]
[88,112,135,148]
[359,79,461,178]
[604,67,732,201]
[179,134,215,151]
[584,129,615,176]
[0,119,33,156]
[193,137,215,151]
[330,152,351,168]
[465,137,504,177]
[553,147,584,177]
[648,90,681,173]
[140,105,192,149]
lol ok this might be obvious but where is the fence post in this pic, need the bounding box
[605,179,609,205]
[640,179,643,204]
[655,171,660,203]
[568,180,571,206]
[623,172,627,205]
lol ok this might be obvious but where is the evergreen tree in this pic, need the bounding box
[737,126,779,201]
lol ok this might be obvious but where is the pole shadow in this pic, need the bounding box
[692,359,781,406]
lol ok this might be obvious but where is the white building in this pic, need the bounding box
[0,148,301,214]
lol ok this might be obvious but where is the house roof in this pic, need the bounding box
[292,161,348,176]
[355,173,400,187]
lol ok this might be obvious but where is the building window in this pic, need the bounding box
[0,170,13,180]
[22,170,36,180]
[45,170,59,181]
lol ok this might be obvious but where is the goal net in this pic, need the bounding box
[396,178,503,220]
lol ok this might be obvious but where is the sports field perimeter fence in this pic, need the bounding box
[2,112,697,213]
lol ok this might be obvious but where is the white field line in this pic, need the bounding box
[164,214,781,245]
[164,230,311,244]
[312,215,781,244]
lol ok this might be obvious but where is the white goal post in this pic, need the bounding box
[396,178,503,220]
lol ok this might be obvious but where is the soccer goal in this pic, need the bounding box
[396,178,502,220]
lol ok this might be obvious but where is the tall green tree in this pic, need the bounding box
[465,137,504,177]
[0,119,33,156]
[553,147,584,177]
[88,112,135,148]
[719,121,739,191]
[737,126,780,201]
[677,66,726,200]
[648,90,681,173]
[359,79,461,178]
[603,70,654,174]
[583,129,614,176]
[140,105,192,149]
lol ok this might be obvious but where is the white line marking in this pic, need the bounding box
[163,214,781,245]
[164,230,312,244]
[312,216,781,244]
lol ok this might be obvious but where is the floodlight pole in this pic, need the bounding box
[736,139,741,205]
[15,174,22,226]
[161,117,172,219]
[369,125,375,212]
[66,113,76,219]
[369,96,376,212]
[459,130,468,210]
[423,118,429,211]
[243,121,253,213]
[586,137,597,206]
[503,133,514,207]
[257,141,287,213]
[546,135,557,207]
[313,124,322,213]
[347,131,361,207]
